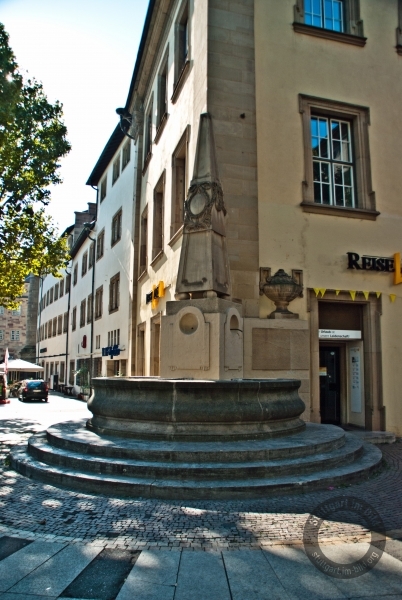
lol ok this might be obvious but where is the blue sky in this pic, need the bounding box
[0,0,149,230]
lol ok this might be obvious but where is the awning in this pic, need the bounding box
[0,359,44,372]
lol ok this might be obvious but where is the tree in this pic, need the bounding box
[0,23,71,307]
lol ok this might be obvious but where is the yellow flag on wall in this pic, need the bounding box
[376,292,381,298]
[314,288,320,297]
[362,291,369,300]
[390,294,397,303]
[319,289,326,297]
[335,290,341,296]
[350,291,356,301]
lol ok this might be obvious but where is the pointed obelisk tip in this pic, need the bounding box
[191,113,220,186]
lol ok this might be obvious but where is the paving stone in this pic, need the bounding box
[8,544,101,597]
[0,541,66,592]
[115,550,180,600]
[175,551,231,600]
[223,549,289,599]
[262,546,347,599]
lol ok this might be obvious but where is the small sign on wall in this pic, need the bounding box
[319,329,361,340]
[349,346,362,413]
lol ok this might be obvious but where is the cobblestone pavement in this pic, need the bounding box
[1,396,402,551]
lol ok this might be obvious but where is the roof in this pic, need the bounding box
[86,125,124,187]
[70,221,96,259]
[86,0,156,187]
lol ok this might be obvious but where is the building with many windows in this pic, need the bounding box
[37,0,402,436]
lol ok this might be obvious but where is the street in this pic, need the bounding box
[0,393,402,598]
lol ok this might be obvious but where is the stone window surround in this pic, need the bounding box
[152,171,166,266]
[293,0,366,46]
[95,285,103,320]
[100,176,107,202]
[112,153,121,186]
[170,125,190,241]
[109,273,120,314]
[142,95,154,175]
[171,0,191,104]
[96,229,105,261]
[139,206,148,279]
[111,208,122,247]
[299,94,378,221]
[307,289,384,431]
[155,49,169,144]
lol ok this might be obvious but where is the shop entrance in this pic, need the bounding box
[319,346,341,425]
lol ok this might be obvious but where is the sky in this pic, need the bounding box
[0,0,149,232]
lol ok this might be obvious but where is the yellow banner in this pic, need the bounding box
[362,291,369,300]
[314,288,320,297]
[349,291,356,301]
[319,288,326,298]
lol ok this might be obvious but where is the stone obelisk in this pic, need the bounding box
[176,113,231,300]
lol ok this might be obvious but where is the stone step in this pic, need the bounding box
[46,420,346,462]
[10,442,382,500]
[26,431,363,480]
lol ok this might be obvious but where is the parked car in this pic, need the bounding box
[18,380,49,402]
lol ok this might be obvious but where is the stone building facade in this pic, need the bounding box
[38,0,402,436]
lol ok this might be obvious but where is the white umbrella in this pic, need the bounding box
[0,359,44,372]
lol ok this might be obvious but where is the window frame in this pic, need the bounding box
[112,153,121,185]
[87,293,93,324]
[100,176,107,202]
[10,330,20,341]
[96,229,105,260]
[111,209,122,247]
[72,307,77,331]
[293,0,366,46]
[122,140,131,171]
[143,99,153,174]
[170,127,189,241]
[81,251,88,277]
[172,0,191,103]
[109,273,120,314]
[80,300,86,328]
[95,285,103,320]
[73,264,78,286]
[139,207,148,277]
[155,51,169,143]
[152,171,165,264]
[299,94,378,220]
[88,242,95,269]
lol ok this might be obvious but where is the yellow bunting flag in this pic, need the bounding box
[362,291,369,300]
[319,289,326,298]
[335,290,341,296]
[390,294,397,303]
[314,288,320,297]
[376,292,382,298]
[350,291,356,301]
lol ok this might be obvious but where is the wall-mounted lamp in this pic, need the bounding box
[116,107,135,140]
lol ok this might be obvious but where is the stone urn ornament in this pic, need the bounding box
[260,269,303,319]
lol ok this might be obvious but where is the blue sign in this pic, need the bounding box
[102,345,121,359]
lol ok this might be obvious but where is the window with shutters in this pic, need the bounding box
[95,286,103,320]
[80,300,86,327]
[122,140,131,170]
[96,229,105,260]
[109,273,120,314]
[111,209,122,247]
[152,172,165,263]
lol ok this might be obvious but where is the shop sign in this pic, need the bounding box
[319,329,361,340]
[102,344,121,359]
[347,252,402,285]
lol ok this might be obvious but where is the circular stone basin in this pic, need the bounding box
[88,378,305,441]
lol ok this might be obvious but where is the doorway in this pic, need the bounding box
[319,346,341,425]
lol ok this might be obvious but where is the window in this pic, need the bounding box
[80,300,86,328]
[95,334,101,350]
[0,330,3,341]
[0,307,4,315]
[60,361,65,383]
[95,286,103,319]
[109,273,120,313]
[112,154,120,185]
[11,330,20,341]
[46,290,49,306]
[140,208,148,275]
[97,229,105,260]
[65,274,71,293]
[73,264,78,286]
[69,360,75,385]
[143,103,153,172]
[63,312,68,333]
[54,283,59,301]
[82,251,88,277]
[88,243,95,269]
[60,279,64,297]
[305,0,344,31]
[299,95,377,220]
[12,305,21,315]
[100,176,107,202]
[87,294,93,324]
[152,173,165,261]
[122,140,131,170]
[173,0,190,102]
[72,307,77,331]
[57,315,63,335]
[156,55,169,142]
[53,317,57,337]
[171,128,188,238]
[108,329,120,346]
[293,0,365,45]
[93,357,102,376]
[50,288,54,304]
[111,209,122,246]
